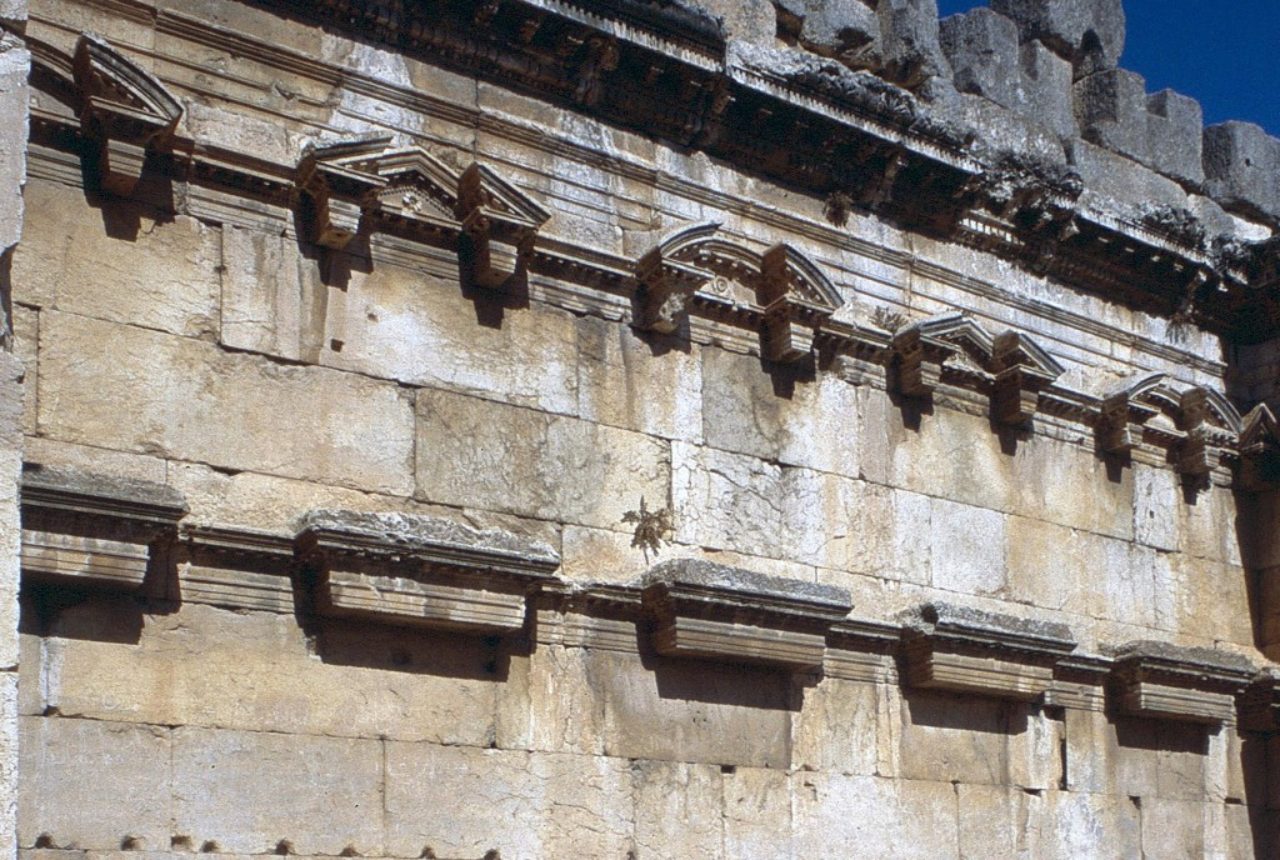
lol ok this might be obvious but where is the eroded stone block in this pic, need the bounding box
[1203,121,1280,221]
[991,0,1125,72]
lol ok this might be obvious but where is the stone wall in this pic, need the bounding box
[6,0,1280,857]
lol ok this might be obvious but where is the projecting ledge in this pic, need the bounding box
[899,602,1077,702]
[640,559,852,671]
[1108,640,1256,726]
[295,510,560,635]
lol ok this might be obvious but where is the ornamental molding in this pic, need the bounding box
[1107,641,1256,726]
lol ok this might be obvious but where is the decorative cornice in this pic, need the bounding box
[640,559,851,670]
[1108,641,1256,726]
[899,602,1077,702]
[21,465,187,529]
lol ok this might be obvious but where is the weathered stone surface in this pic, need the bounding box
[723,767,792,857]
[792,773,959,858]
[0,31,28,254]
[385,743,633,859]
[940,8,1020,106]
[14,183,220,339]
[37,312,415,494]
[990,0,1125,72]
[1203,121,1280,221]
[929,499,1007,596]
[631,760,723,860]
[790,676,883,775]
[415,387,669,531]
[172,726,383,856]
[783,0,880,60]
[18,717,170,851]
[1074,69,1204,185]
[875,0,951,90]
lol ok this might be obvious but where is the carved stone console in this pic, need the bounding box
[20,466,187,593]
[899,602,1077,701]
[1108,641,1255,725]
[640,559,851,670]
[295,510,561,635]
[179,525,297,612]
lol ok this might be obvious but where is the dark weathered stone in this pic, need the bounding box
[990,0,1125,75]
[785,0,880,59]
[1203,121,1280,222]
[876,0,951,90]
[940,8,1020,105]
[899,601,1076,651]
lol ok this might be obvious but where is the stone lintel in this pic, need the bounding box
[1108,640,1255,726]
[641,559,851,670]
[899,602,1077,701]
[296,510,560,636]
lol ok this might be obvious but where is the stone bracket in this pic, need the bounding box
[1097,390,1159,455]
[1108,641,1255,726]
[990,331,1063,426]
[1175,388,1236,481]
[898,602,1077,702]
[759,243,842,363]
[641,559,851,671]
[72,34,183,197]
[633,246,712,334]
[890,325,957,398]
[295,510,561,636]
[296,136,393,250]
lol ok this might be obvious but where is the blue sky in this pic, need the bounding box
[936,1,1280,134]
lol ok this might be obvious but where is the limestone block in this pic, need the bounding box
[496,644,605,756]
[723,767,793,858]
[929,499,1007,597]
[1015,436,1133,540]
[631,761,723,860]
[990,0,1125,71]
[1134,464,1179,551]
[13,182,220,339]
[0,1,24,28]
[36,601,499,746]
[1018,39,1076,138]
[1203,121,1280,221]
[875,0,951,90]
[792,773,958,858]
[218,225,316,362]
[1074,70,1204,186]
[1005,516,1091,617]
[172,726,383,856]
[956,784,1046,859]
[0,674,14,860]
[12,305,35,437]
[790,676,881,775]
[882,405,1016,513]
[1037,790,1141,859]
[784,0,880,59]
[22,439,167,486]
[899,691,1048,786]
[940,8,1020,106]
[1138,798,1205,859]
[1181,487,1241,566]
[415,387,669,531]
[18,716,171,851]
[384,744,633,859]
[592,648,792,768]
[1070,139,1190,215]
[37,312,415,495]
[1165,557,1255,647]
[700,0,774,43]
[0,33,28,253]
[576,316,703,442]
[700,347,862,476]
[322,265,582,416]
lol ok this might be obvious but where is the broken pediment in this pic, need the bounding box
[295,510,560,635]
[759,243,842,362]
[72,34,183,196]
[633,223,719,334]
[1097,375,1240,479]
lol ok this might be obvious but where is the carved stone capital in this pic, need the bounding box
[295,510,560,635]
[899,602,1077,702]
[641,559,851,670]
[1097,390,1159,455]
[1108,641,1255,726]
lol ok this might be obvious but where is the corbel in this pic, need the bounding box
[1176,388,1224,480]
[296,136,392,250]
[1096,390,1159,455]
[72,34,183,197]
[990,331,1063,426]
[1044,653,1113,712]
[633,245,712,333]
[898,602,1077,702]
[1238,670,1280,733]
[890,324,957,399]
[1107,640,1254,726]
[295,510,561,635]
[758,243,842,363]
[641,559,851,671]
[456,163,551,290]
[20,465,187,593]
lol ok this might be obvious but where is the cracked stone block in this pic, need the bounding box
[700,0,776,42]
[1204,121,1280,221]
[991,0,1125,75]
[1145,88,1205,186]
[784,0,880,58]
[1019,39,1075,138]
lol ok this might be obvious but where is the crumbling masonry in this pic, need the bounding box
[2,0,1280,856]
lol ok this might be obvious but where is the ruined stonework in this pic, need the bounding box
[3,0,1280,856]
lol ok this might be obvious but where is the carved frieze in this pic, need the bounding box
[1108,641,1255,725]
[899,602,1077,702]
[20,466,187,592]
[295,510,560,635]
[641,559,851,670]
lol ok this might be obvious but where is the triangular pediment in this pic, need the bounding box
[917,313,995,368]
[458,163,550,232]
[369,147,461,225]
[1241,403,1279,451]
